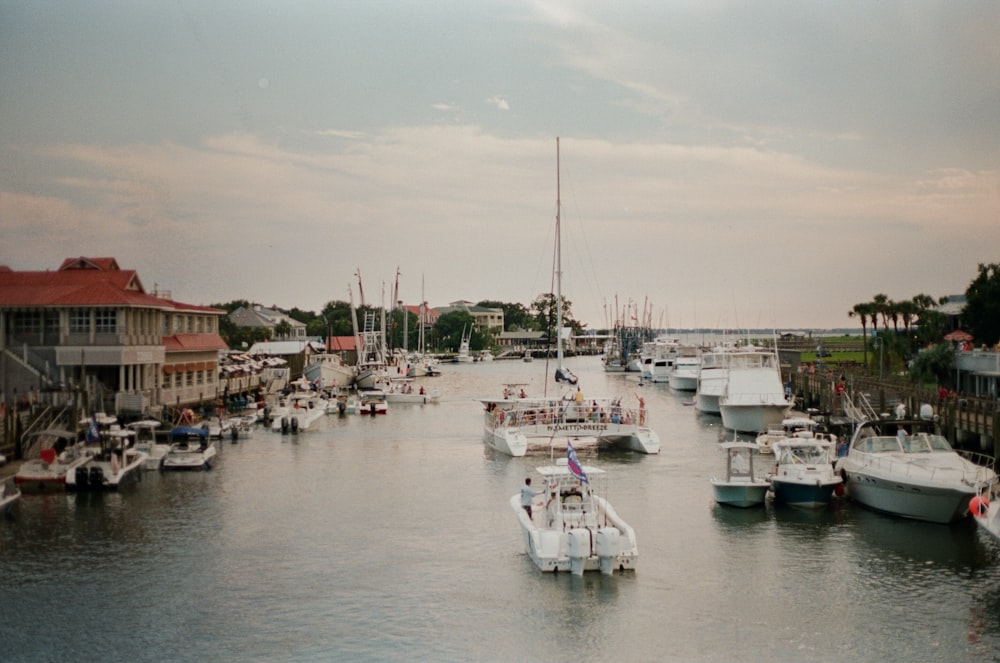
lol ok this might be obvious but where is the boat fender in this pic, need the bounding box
[970,494,990,516]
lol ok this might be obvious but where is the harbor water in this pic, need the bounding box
[3,358,1000,662]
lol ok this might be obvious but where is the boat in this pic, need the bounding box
[718,347,791,432]
[511,446,638,575]
[694,346,734,414]
[270,389,328,432]
[479,139,659,457]
[710,441,770,507]
[455,325,474,363]
[14,429,90,493]
[356,388,388,415]
[668,345,700,391]
[128,420,170,469]
[65,427,148,492]
[835,417,997,524]
[383,378,439,404]
[352,296,389,390]
[0,477,22,515]
[522,351,533,363]
[972,490,1000,547]
[303,352,356,389]
[769,438,842,508]
[161,427,217,471]
[755,417,836,456]
[648,338,679,384]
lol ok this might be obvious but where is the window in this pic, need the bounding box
[70,309,90,333]
[13,311,41,334]
[95,309,117,334]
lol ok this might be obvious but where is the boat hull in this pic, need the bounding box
[66,451,148,491]
[840,471,977,524]
[770,479,839,508]
[711,481,770,508]
[719,403,790,433]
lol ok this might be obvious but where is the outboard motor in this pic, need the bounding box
[280,416,289,435]
[89,466,104,488]
[595,527,621,575]
[337,401,346,416]
[231,427,239,443]
[290,416,299,434]
[75,466,89,490]
[566,528,592,576]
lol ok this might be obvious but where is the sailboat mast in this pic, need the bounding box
[556,136,564,370]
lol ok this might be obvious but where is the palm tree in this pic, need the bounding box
[872,293,890,334]
[849,302,872,366]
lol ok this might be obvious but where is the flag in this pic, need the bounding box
[567,441,588,484]
[86,413,99,444]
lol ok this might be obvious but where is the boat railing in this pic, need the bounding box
[489,402,641,429]
[859,451,996,485]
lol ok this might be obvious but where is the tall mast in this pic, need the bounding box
[556,136,564,370]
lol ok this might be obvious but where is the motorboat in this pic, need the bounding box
[303,352,356,389]
[0,477,22,515]
[481,389,658,457]
[972,491,1000,547]
[161,427,217,471]
[769,438,842,508]
[14,429,90,493]
[719,348,791,433]
[669,346,700,391]
[270,390,328,432]
[710,441,770,508]
[65,427,148,492]
[356,388,388,415]
[835,418,997,524]
[694,346,734,414]
[511,449,638,575]
[383,378,439,404]
[455,325,474,363]
[128,419,170,469]
[755,417,837,456]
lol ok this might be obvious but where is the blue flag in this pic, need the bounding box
[86,413,99,444]
[567,441,588,484]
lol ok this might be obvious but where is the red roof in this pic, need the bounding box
[0,257,220,313]
[163,333,229,352]
[327,336,357,352]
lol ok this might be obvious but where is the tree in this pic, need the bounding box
[529,293,582,336]
[274,319,292,340]
[964,262,1000,346]
[848,302,873,366]
[476,300,535,331]
[908,343,956,387]
[433,310,476,352]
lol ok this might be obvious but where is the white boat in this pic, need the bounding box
[769,438,842,508]
[648,338,679,384]
[270,390,328,432]
[835,418,997,524]
[128,420,170,470]
[303,352,356,389]
[352,299,389,390]
[972,490,1000,547]
[511,450,638,575]
[356,388,388,415]
[455,325,474,363]
[710,441,770,508]
[1,477,22,515]
[65,428,148,492]
[668,346,700,391]
[755,417,836,456]
[161,427,217,471]
[480,139,659,457]
[718,348,791,432]
[694,346,735,414]
[383,378,439,404]
[14,429,90,493]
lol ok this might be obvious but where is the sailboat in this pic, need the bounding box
[479,138,660,457]
[552,141,578,386]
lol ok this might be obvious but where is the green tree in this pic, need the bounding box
[530,293,582,336]
[476,300,535,331]
[848,302,874,366]
[274,319,292,340]
[433,310,476,352]
[908,343,956,387]
[964,262,1000,346]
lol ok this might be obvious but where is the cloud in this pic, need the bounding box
[486,96,510,111]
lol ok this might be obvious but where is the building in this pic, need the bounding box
[0,257,227,416]
[229,304,308,339]
[436,300,504,331]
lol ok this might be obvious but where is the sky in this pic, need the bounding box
[1,1,998,331]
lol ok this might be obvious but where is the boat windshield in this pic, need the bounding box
[778,445,829,465]
[901,433,953,453]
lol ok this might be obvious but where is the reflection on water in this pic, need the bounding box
[3,357,1000,661]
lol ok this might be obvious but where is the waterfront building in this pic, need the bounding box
[0,257,227,416]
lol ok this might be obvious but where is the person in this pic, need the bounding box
[634,392,646,426]
[520,477,545,519]
[836,436,847,457]
[574,387,583,404]
[519,388,527,399]
[897,424,909,441]
[895,402,906,419]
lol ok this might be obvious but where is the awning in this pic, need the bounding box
[944,329,973,342]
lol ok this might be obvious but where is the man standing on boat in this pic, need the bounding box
[521,478,545,519]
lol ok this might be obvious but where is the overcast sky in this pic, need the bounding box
[1,1,997,330]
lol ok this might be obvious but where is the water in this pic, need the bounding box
[3,358,1000,662]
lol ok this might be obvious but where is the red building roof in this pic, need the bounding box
[327,336,357,352]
